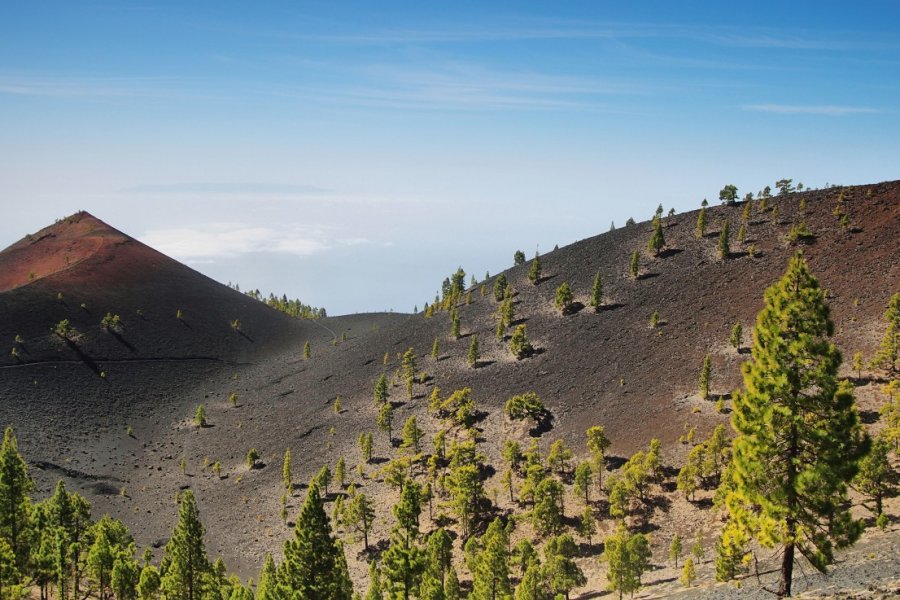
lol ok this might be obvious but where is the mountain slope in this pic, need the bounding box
[0,183,896,593]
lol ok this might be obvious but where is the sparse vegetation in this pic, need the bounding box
[508,324,533,359]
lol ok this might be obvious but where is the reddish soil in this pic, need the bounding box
[0,183,897,596]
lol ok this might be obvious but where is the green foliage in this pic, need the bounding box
[695,207,707,239]
[359,432,374,463]
[246,448,259,469]
[786,222,814,245]
[467,335,479,368]
[53,319,78,340]
[493,274,508,302]
[431,337,440,360]
[718,220,730,259]
[699,354,711,400]
[603,523,651,600]
[505,392,546,423]
[450,310,461,340]
[374,373,388,405]
[303,341,311,359]
[679,557,696,587]
[776,178,795,194]
[0,427,33,566]
[719,184,738,204]
[160,491,211,600]
[282,449,292,491]
[532,478,565,537]
[100,313,122,331]
[528,253,542,284]
[726,253,869,596]
[647,218,665,255]
[345,491,375,551]
[669,534,682,567]
[377,403,394,445]
[470,518,511,600]
[649,310,659,329]
[546,440,572,475]
[193,405,206,428]
[730,322,743,351]
[277,483,352,599]
[554,282,573,314]
[401,416,423,454]
[629,250,640,279]
[544,533,585,597]
[870,292,899,373]
[853,436,897,517]
[509,325,533,359]
[574,462,593,504]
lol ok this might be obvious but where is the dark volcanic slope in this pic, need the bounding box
[0,183,897,584]
[0,211,307,365]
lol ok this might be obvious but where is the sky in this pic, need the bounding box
[1,1,898,315]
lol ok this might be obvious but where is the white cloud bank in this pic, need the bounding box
[139,223,367,261]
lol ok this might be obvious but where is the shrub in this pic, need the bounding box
[509,325,533,359]
[505,392,545,422]
[513,250,526,265]
[53,319,78,340]
[787,222,815,244]
[101,313,121,331]
[194,405,206,427]
[246,448,260,469]
[555,282,574,314]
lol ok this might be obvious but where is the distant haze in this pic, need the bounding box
[2,1,898,314]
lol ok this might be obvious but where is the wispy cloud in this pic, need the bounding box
[139,223,368,260]
[123,182,329,195]
[0,74,182,99]
[742,104,879,116]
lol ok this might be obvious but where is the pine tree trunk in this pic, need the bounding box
[779,541,794,597]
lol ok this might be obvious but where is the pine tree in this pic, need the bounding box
[730,323,742,352]
[669,534,682,568]
[467,335,479,368]
[513,560,546,600]
[679,557,696,587]
[193,405,206,428]
[695,207,707,239]
[450,311,460,340]
[335,457,346,489]
[377,403,394,446]
[136,565,160,600]
[528,253,542,284]
[554,283,574,315]
[647,218,665,255]
[691,539,705,563]
[603,523,651,600]
[718,220,730,260]
[698,354,711,400]
[160,491,211,600]
[345,492,375,551]
[573,462,592,504]
[629,250,640,279]
[374,374,388,405]
[0,539,19,600]
[401,417,423,454]
[303,341,311,360]
[853,436,897,517]
[493,274,508,302]
[543,533,585,598]
[509,325,533,359]
[278,482,352,599]
[585,426,610,491]
[726,253,869,597]
[361,433,374,463]
[0,427,32,567]
[471,519,511,600]
[431,337,440,360]
[578,506,596,546]
[870,292,899,373]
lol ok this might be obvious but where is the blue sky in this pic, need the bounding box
[2,1,898,314]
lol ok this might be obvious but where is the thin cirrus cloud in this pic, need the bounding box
[139,223,368,261]
[742,104,879,116]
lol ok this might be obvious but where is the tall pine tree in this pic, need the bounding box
[725,253,869,597]
[160,491,211,600]
[277,482,352,599]
[0,427,32,568]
